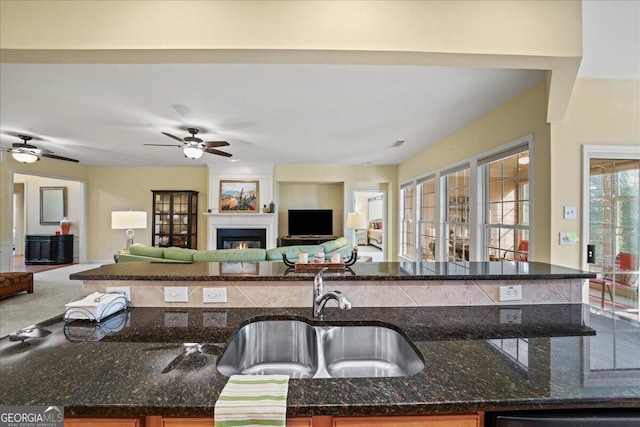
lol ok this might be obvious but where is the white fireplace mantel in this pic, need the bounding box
[205,213,278,250]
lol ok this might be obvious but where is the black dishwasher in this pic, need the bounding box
[488,410,640,426]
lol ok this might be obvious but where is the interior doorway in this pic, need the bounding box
[352,190,386,262]
[11,172,87,270]
[583,146,639,320]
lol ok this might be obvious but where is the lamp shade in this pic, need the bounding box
[183,146,204,159]
[111,211,147,230]
[346,212,367,230]
[12,152,39,163]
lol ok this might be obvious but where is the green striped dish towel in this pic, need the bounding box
[214,374,289,427]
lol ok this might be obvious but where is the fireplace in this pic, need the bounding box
[217,228,267,250]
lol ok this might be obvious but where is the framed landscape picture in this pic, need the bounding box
[219,180,259,213]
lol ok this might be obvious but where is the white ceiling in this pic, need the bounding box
[0,1,636,168]
[0,63,544,167]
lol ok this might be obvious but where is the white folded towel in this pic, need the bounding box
[214,375,289,427]
[64,292,128,322]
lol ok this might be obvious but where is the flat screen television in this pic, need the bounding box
[288,209,333,236]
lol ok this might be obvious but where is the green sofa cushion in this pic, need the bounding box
[118,239,350,263]
[266,245,324,261]
[164,247,198,262]
[193,248,266,262]
[129,243,164,259]
[116,253,192,263]
[320,237,349,253]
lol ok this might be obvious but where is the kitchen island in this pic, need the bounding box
[70,261,595,308]
[1,304,638,424]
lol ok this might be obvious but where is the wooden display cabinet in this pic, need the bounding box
[152,190,198,249]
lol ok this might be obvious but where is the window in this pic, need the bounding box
[445,167,470,262]
[418,177,437,261]
[400,137,532,264]
[483,147,530,261]
[400,184,415,259]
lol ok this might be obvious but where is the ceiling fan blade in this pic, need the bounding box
[204,141,230,147]
[162,132,185,143]
[42,153,79,163]
[143,144,183,147]
[204,148,232,157]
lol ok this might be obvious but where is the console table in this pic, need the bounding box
[279,235,338,246]
[24,234,73,265]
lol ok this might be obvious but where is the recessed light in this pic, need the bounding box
[392,140,405,148]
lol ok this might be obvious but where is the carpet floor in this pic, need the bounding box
[0,263,102,338]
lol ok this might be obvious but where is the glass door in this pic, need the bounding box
[587,155,639,319]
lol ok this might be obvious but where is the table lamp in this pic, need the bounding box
[112,210,147,251]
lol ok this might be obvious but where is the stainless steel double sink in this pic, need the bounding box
[217,320,425,379]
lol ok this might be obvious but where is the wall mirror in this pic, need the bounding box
[40,186,67,225]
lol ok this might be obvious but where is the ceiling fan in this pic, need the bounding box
[1,135,79,164]
[144,128,232,159]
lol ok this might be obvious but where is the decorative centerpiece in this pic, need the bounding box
[282,247,358,271]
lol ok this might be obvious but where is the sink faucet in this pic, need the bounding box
[313,267,351,319]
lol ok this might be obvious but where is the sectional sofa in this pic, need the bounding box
[114,237,352,263]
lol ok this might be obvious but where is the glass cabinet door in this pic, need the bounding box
[152,190,198,248]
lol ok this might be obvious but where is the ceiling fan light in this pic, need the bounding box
[12,152,39,163]
[183,146,203,159]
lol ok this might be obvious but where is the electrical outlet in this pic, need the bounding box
[499,285,522,302]
[164,287,188,303]
[106,286,131,302]
[203,288,227,303]
[563,206,577,219]
[500,308,522,324]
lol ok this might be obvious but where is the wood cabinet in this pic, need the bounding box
[160,419,212,427]
[332,414,482,427]
[159,417,312,426]
[65,418,142,427]
[25,234,73,264]
[67,413,481,427]
[152,190,198,249]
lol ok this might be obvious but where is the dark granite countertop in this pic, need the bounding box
[70,261,596,282]
[1,304,638,418]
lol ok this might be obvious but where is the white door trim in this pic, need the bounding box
[581,144,640,304]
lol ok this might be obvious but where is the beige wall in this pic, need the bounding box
[0,157,88,269]
[278,182,345,237]
[550,78,640,268]
[86,166,208,261]
[1,1,581,56]
[275,165,398,259]
[15,174,83,236]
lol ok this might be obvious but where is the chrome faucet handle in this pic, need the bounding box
[330,290,352,310]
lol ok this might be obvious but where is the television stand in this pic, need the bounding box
[279,235,338,246]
